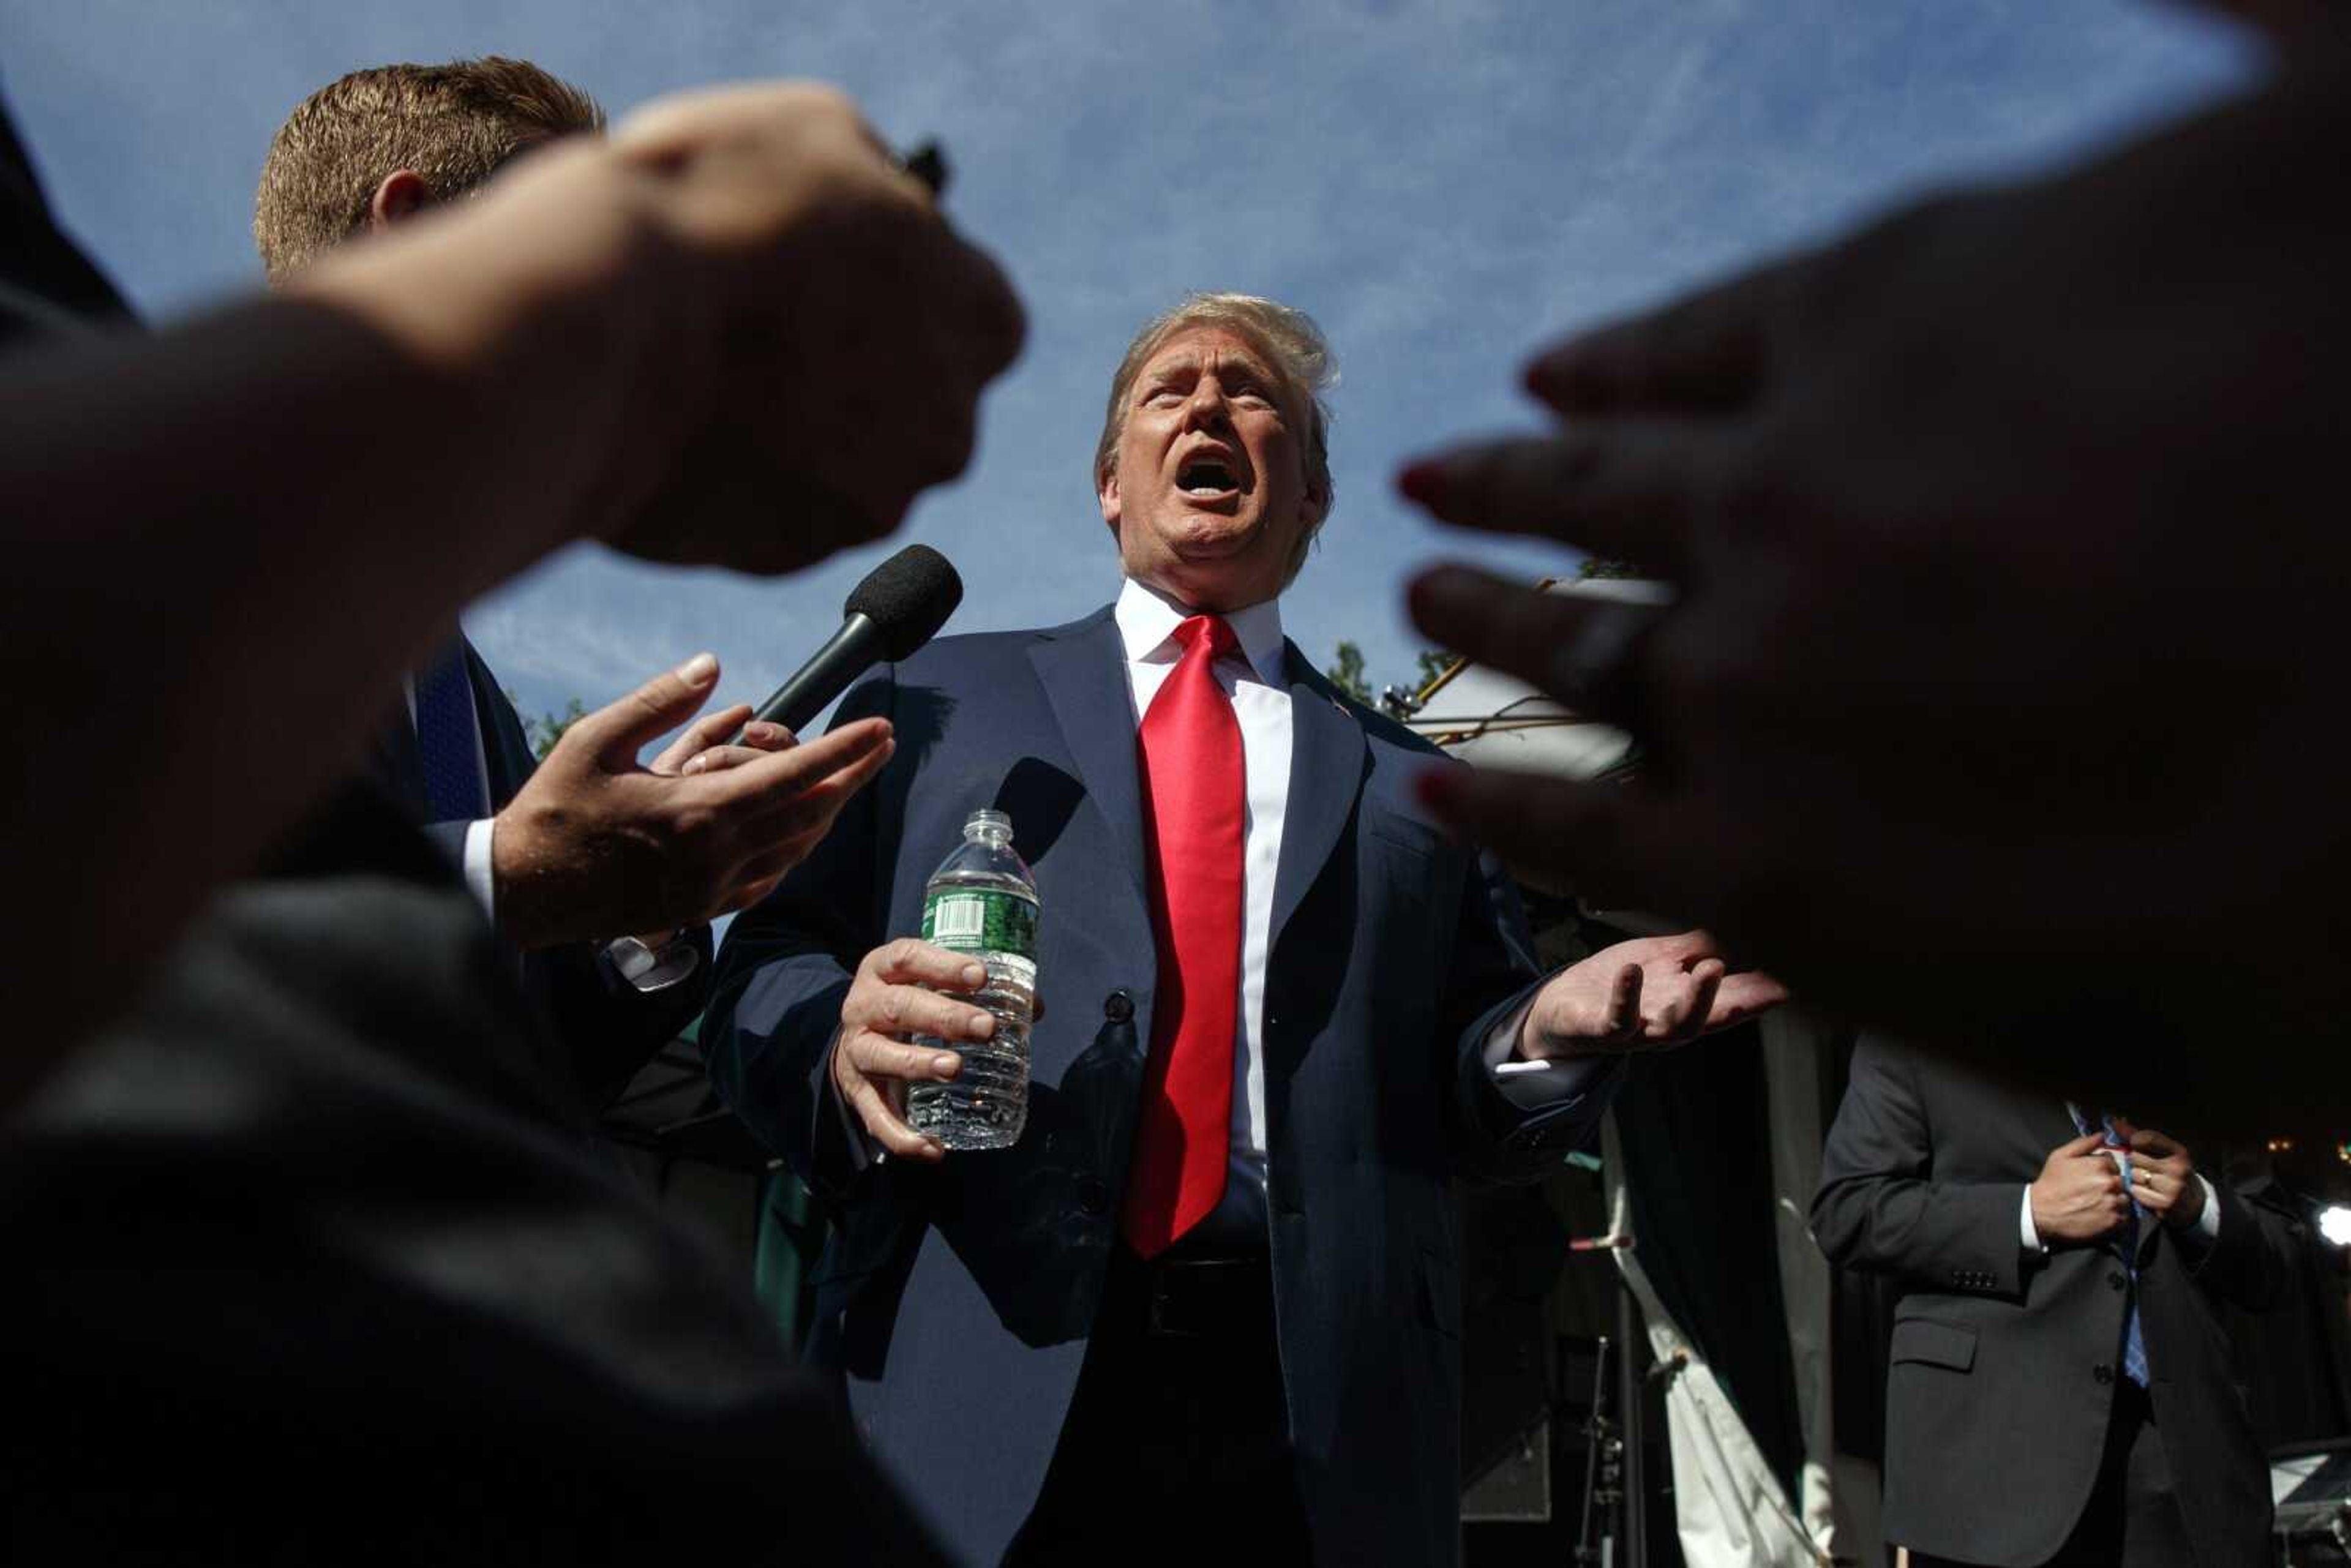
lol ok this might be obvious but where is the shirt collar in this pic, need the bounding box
[1115,576,1288,684]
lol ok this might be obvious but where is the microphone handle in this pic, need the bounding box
[727,613,886,744]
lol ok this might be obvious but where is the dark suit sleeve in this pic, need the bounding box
[2180,1177,2299,1313]
[1444,842,1618,1184]
[1811,1037,2028,1296]
[533,929,714,1109]
[702,672,896,1199]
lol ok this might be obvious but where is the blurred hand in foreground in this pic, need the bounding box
[296,80,1026,580]
[1400,59,2351,1121]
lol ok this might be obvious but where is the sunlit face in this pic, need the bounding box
[1098,326,1326,612]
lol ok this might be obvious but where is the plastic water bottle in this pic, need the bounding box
[907,808,1038,1150]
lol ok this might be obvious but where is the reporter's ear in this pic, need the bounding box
[369,170,433,231]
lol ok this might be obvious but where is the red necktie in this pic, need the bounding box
[1120,615,1246,1258]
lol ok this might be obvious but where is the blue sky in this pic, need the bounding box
[3,0,2257,731]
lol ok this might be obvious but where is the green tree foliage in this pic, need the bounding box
[1328,641,1371,704]
[1326,643,1458,708]
[506,691,588,761]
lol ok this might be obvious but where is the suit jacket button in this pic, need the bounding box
[2108,1271,2126,1292]
[2093,1363,2114,1385]
[1077,1179,1108,1217]
[1103,989,1133,1023]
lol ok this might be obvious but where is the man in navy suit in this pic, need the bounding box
[260,59,836,1108]
[706,293,1782,1564]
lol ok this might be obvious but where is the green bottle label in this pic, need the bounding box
[921,888,1038,959]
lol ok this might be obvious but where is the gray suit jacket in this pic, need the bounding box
[704,606,1613,1566]
[1812,1039,2293,1567]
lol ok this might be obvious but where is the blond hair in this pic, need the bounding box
[254,56,604,282]
[1096,293,1337,578]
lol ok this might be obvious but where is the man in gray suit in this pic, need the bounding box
[705,292,1783,1564]
[1813,1038,2298,1567]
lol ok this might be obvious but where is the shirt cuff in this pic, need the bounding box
[1482,996,1616,1111]
[2191,1174,2222,1241]
[461,817,497,924]
[2020,1185,2047,1253]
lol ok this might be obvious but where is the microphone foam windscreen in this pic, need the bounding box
[844,544,964,661]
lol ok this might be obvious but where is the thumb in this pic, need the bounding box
[569,652,722,767]
[2060,1131,2108,1157]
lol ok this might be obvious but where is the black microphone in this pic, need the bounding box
[730,544,964,742]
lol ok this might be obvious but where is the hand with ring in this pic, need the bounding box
[1392,54,2351,1133]
[2113,1119,2208,1230]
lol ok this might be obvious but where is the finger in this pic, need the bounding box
[2057,1131,2109,1158]
[700,718,892,808]
[683,717,812,777]
[847,981,998,1042]
[1649,959,1723,1041]
[2127,1128,2180,1158]
[844,1072,944,1163]
[679,742,782,777]
[653,703,757,775]
[842,1030,966,1084]
[864,937,990,992]
[1397,422,1709,572]
[567,652,721,767]
[738,720,797,751]
[1408,566,1657,722]
[1414,763,1703,921]
[1602,964,1643,1039]
[1709,970,1790,1024]
[740,731,894,835]
[1521,260,1784,416]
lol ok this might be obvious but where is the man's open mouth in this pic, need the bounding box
[1177,457,1238,497]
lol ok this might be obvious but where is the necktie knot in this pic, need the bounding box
[1171,613,1237,664]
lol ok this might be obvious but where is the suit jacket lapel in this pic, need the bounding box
[458,635,539,809]
[1270,642,1367,952]
[366,688,431,820]
[1026,607,1149,903]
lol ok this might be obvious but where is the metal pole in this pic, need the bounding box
[1618,1276,1647,1568]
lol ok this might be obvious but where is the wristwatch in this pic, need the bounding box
[604,930,700,992]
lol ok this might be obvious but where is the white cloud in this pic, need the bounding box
[2,0,2256,700]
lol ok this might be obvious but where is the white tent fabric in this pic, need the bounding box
[1405,577,1667,789]
[1603,1116,1826,1568]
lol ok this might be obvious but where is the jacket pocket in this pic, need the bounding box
[1367,811,1442,861]
[1889,1316,1976,1373]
